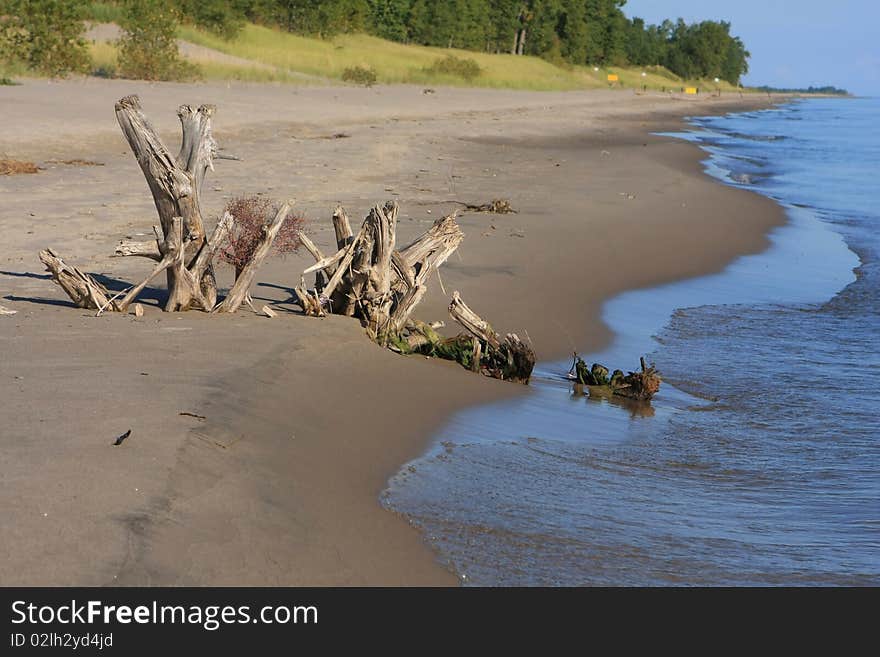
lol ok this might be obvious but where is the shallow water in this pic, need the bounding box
[384,98,879,586]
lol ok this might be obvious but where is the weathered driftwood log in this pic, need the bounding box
[41,96,288,315]
[447,292,536,383]
[295,202,464,339]
[296,203,534,383]
[115,95,219,310]
[571,354,661,401]
[388,295,535,384]
[39,248,113,310]
[0,304,16,316]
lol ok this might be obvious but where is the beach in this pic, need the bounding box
[0,81,785,585]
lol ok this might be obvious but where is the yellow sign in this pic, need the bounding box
[685,87,698,95]
[607,74,619,82]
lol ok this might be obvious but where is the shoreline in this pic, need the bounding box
[0,83,787,585]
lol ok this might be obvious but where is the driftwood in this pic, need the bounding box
[447,292,535,383]
[570,354,661,401]
[454,198,517,214]
[296,202,464,340]
[40,96,287,315]
[0,303,17,315]
[214,204,290,313]
[296,205,534,383]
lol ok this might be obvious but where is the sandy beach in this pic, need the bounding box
[0,80,786,585]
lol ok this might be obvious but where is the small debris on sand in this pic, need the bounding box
[112,429,132,446]
[0,159,39,175]
[45,159,104,167]
[457,199,517,214]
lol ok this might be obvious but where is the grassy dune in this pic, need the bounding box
[7,19,744,93]
[87,40,306,83]
[177,23,743,93]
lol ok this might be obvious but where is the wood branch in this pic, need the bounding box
[448,291,535,384]
[116,225,179,312]
[340,229,373,317]
[367,202,397,290]
[176,104,217,193]
[162,218,193,312]
[115,240,161,261]
[190,211,234,281]
[115,95,216,303]
[390,250,416,290]
[471,337,482,373]
[293,285,324,317]
[389,284,427,333]
[215,203,291,313]
[114,95,193,240]
[39,248,112,310]
[303,245,347,276]
[399,212,461,267]
[448,291,501,351]
[321,226,365,301]
[298,231,325,264]
[332,204,353,249]
[0,303,17,316]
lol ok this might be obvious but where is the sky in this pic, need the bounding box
[622,0,880,95]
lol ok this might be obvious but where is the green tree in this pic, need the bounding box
[266,0,367,36]
[117,0,197,80]
[0,0,90,76]
[178,0,249,39]
[486,0,521,53]
[367,0,413,42]
[720,35,749,84]
[408,0,492,50]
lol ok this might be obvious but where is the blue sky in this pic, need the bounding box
[623,1,879,95]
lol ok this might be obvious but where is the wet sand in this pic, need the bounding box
[0,80,785,585]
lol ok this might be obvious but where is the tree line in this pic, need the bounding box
[1,0,751,84]
[183,0,750,83]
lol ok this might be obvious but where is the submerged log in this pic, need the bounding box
[571,354,661,401]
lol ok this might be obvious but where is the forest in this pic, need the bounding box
[179,0,751,84]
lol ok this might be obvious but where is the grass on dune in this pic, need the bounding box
[87,40,309,84]
[8,19,746,92]
[177,24,746,92]
[178,24,598,90]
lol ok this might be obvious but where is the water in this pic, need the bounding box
[384,98,880,586]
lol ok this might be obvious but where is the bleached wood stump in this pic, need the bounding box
[296,204,535,383]
[40,96,288,315]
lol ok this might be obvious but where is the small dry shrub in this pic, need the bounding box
[426,55,482,80]
[341,65,377,87]
[219,196,306,275]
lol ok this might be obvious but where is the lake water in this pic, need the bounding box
[384,97,879,586]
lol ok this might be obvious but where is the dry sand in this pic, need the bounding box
[0,80,786,585]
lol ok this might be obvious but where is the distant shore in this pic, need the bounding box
[0,82,785,584]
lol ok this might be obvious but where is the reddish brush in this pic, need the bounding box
[219,196,306,275]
